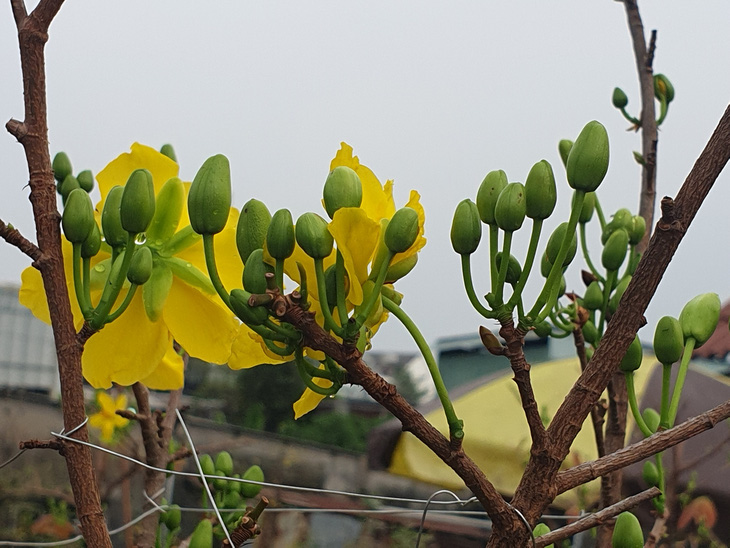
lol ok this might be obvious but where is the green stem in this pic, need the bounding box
[659,363,673,430]
[90,233,138,329]
[667,337,696,427]
[106,284,138,323]
[488,224,499,290]
[530,190,585,322]
[353,251,394,328]
[625,372,653,438]
[620,106,641,127]
[653,452,666,514]
[656,97,668,126]
[549,310,572,333]
[460,254,496,319]
[335,251,349,327]
[294,350,340,396]
[202,234,231,309]
[314,258,343,336]
[382,296,464,440]
[494,230,513,305]
[296,262,308,305]
[507,219,542,310]
[72,244,93,318]
[597,269,617,336]
[594,195,606,229]
[579,224,604,283]
[261,337,296,357]
[275,258,285,291]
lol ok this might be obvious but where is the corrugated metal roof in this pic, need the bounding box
[0,284,59,395]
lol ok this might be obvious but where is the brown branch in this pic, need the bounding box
[9,0,111,545]
[0,218,43,262]
[573,327,606,457]
[19,438,63,451]
[535,487,661,548]
[555,398,730,493]
[271,291,515,530]
[622,0,658,252]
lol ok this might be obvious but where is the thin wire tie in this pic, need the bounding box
[57,416,88,437]
[143,487,167,513]
[509,503,534,548]
[176,408,234,547]
[0,449,26,470]
[415,489,476,548]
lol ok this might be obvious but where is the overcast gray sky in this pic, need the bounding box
[2,1,729,352]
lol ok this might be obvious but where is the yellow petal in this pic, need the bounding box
[228,326,289,370]
[96,391,116,414]
[96,143,179,205]
[162,279,237,365]
[82,294,169,388]
[293,378,332,420]
[328,208,380,306]
[139,343,184,390]
[393,190,427,263]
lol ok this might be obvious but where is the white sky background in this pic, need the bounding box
[1,1,729,352]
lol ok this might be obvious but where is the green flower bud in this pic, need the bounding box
[52,152,73,183]
[296,212,333,259]
[227,474,242,494]
[236,198,271,264]
[188,154,231,235]
[127,246,153,285]
[384,207,419,253]
[612,208,634,231]
[386,254,418,283]
[525,160,557,220]
[81,223,102,259]
[642,461,660,488]
[62,188,95,244]
[612,87,629,109]
[381,284,403,306]
[240,464,264,499]
[189,518,213,548]
[199,454,215,477]
[494,182,526,232]
[229,288,268,326]
[223,491,242,509]
[120,169,155,234]
[59,175,80,199]
[146,177,184,243]
[628,215,646,246]
[143,262,173,322]
[679,293,720,347]
[653,316,683,365]
[602,228,629,271]
[540,251,553,278]
[101,186,127,248]
[582,321,599,345]
[619,335,642,373]
[266,208,295,260]
[558,139,573,169]
[566,120,609,192]
[77,170,94,193]
[476,170,508,225]
[243,248,274,294]
[532,523,553,548]
[533,321,552,338]
[322,166,363,219]
[585,346,594,362]
[358,280,384,328]
[495,252,522,285]
[546,222,577,268]
[611,512,644,548]
[654,74,674,103]
[215,451,234,477]
[162,504,181,530]
[577,191,596,224]
[583,281,603,310]
[643,408,660,433]
[450,199,482,255]
[159,143,177,162]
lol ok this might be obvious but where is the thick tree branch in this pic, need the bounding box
[0,218,42,262]
[555,398,730,493]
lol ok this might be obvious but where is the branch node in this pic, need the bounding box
[5,118,28,140]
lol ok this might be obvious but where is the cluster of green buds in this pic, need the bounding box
[189,158,421,405]
[450,120,610,334]
[56,146,212,332]
[192,451,264,543]
[620,292,720,515]
[613,73,675,159]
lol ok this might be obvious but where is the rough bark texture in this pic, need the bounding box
[6,1,111,544]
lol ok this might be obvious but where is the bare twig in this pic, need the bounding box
[535,487,661,547]
[19,438,63,451]
[0,218,43,262]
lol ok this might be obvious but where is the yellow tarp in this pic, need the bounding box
[388,355,658,509]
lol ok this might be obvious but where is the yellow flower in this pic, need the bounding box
[88,391,130,442]
[229,142,426,418]
[20,144,240,389]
